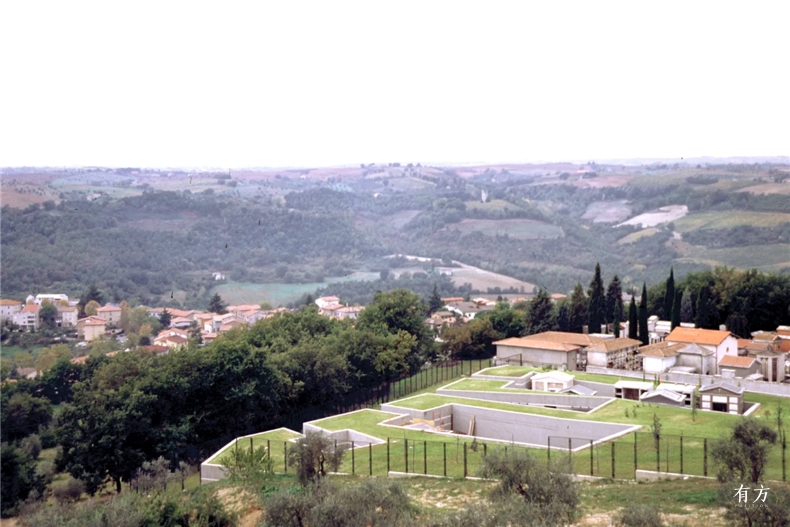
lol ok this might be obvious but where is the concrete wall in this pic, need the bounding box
[573,380,617,398]
[302,423,385,446]
[200,463,228,482]
[383,401,637,450]
[435,389,610,411]
[496,345,576,370]
[586,366,790,397]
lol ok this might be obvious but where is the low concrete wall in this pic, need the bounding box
[574,380,617,397]
[435,389,610,411]
[302,423,385,447]
[635,469,714,481]
[384,400,638,450]
[200,463,228,482]
[586,366,790,397]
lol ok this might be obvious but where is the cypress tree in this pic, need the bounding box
[428,283,443,314]
[628,295,638,340]
[680,287,694,323]
[525,289,554,335]
[587,263,605,333]
[613,298,622,338]
[555,299,570,332]
[638,283,649,345]
[604,274,623,326]
[569,283,588,333]
[671,289,682,329]
[663,267,675,320]
[695,285,714,329]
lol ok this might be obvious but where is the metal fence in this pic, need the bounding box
[214,430,788,483]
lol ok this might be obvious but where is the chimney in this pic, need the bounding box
[719,324,727,331]
[582,325,589,335]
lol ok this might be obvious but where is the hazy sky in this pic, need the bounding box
[2,1,788,168]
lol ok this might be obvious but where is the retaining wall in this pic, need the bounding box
[435,389,610,411]
[586,366,790,397]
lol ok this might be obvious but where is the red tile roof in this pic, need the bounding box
[20,303,39,313]
[97,305,121,312]
[666,327,731,346]
[719,355,756,368]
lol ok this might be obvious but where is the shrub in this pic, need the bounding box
[19,434,42,460]
[287,430,346,487]
[52,477,84,504]
[613,502,664,527]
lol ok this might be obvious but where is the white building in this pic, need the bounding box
[34,294,69,305]
[665,327,738,374]
[0,299,23,321]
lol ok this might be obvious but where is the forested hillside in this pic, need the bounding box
[2,162,790,309]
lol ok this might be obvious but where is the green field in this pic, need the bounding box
[211,272,380,305]
[681,244,790,271]
[449,218,564,240]
[618,228,658,244]
[674,211,790,233]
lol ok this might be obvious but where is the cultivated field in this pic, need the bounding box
[617,227,658,245]
[736,182,790,195]
[211,272,379,306]
[447,218,564,240]
[674,211,790,232]
[616,205,688,228]
[681,244,790,272]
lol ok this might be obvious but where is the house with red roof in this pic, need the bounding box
[96,304,122,327]
[665,327,738,374]
[77,316,106,342]
[14,303,40,331]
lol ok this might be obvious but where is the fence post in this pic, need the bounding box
[680,436,683,475]
[656,437,660,473]
[405,439,409,473]
[483,443,487,457]
[424,441,427,475]
[703,438,707,477]
[387,438,390,474]
[463,442,468,479]
[590,440,594,476]
[548,436,551,461]
[443,443,447,477]
[267,440,271,472]
[369,443,373,476]
[250,436,253,454]
[352,441,355,475]
[611,442,615,479]
[783,434,786,482]
[634,434,637,478]
[568,438,572,463]
[284,442,287,473]
[235,438,238,456]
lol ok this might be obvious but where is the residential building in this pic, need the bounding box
[17,367,39,380]
[585,337,642,370]
[0,299,23,321]
[665,327,738,373]
[57,305,79,327]
[77,316,106,341]
[34,294,69,305]
[96,305,122,327]
[320,303,344,317]
[14,303,40,331]
[444,301,494,320]
[336,306,364,320]
[315,296,340,309]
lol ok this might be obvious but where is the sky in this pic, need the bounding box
[1,1,788,168]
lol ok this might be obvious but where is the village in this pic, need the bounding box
[3,291,789,416]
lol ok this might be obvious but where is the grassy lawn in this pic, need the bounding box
[480,365,622,385]
[442,379,520,392]
[211,273,378,306]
